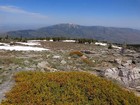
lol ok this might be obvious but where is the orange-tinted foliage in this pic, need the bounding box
[1,71,140,105]
[69,51,83,57]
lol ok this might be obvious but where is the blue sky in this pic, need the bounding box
[0,0,140,29]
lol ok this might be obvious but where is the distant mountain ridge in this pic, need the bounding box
[4,23,140,44]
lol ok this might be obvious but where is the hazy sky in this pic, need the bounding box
[0,0,140,29]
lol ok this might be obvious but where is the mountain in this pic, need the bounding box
[5,23,140,44]
[0,24,47,33]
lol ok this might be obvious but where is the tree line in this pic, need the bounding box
[0,35,98,44]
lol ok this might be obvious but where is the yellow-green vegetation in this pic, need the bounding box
[81,57,94,66]
[1,72,140,105]
[0,57,24,66]
[69,51,94,66]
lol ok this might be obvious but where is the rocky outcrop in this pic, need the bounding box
[104,58,140,89]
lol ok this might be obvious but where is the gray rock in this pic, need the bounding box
[132,58,140,65]
[131,68,140,79]
[68,57,71,59]
[104,68,119,79]
[24,60,30,65]
[81,50,95,54]
[118,68,130,77]
[122,60,132,67]
[45,66,58,72]
[61,60,67,65]
[114,59,122,65]
[40,69,45,72]
[104,67,140,88]
[126,49,136,53]
[135,86,140,92]
[0,66,3,70]
[31,64,37,68]
[24,67,35,71]
[37,61,49,68]
[16,67,22,71]
[53,55,61,59]
[81,55,87,59]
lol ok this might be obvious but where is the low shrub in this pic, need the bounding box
[1,72,140,105]
[82,58,94,66]
[69,51,83,57]
[108,43,113,49]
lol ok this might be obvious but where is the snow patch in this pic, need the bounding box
[49,39,53,42]
[112,45,122,49]
[0,46,49,51]
[0,43,10,46]
[95,42,107,46]
[16,42,41,46]
[16,40,41,46]
[62,40,76,43]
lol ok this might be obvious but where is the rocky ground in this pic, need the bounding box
[0,40,140,102]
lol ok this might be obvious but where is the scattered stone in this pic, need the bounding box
[24,60,30,65]
[40,69,45,72]
[122,60,132,67]
[81,55,87,59]
[52,55,61,59]
[68,57,71,59]
[81,50,95,54]
[114,59,122,65]
[0,66,3,70]
[45,66,58,72]
[24,67,35,71]
[61,60,67,65]
[104,68,118,79]
[104,67,140,88]
[135,86,140,92]
[109,59,114,63]
[46,55,50,58]
[16,67,22,71]
[37,61,49,68]
[132,58,140,65]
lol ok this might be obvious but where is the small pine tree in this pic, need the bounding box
[5,35,9,40]
[120,42,127,55]
[108,43,113,49]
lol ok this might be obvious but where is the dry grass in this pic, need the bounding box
[40,41,103,51]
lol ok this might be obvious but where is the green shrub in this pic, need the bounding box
[108,43,113,49]
[1,72,140,105]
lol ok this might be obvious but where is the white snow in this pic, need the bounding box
[28,40,41,42]
[49,39,53,42]
[112,45,122,49]
[95,42,107,46]
[62,40,76,43]
[0,40,49,51]
[43,40,47,41]
[16,41,41,46]
[0,43,10,46]
[95,42,122,49]
[0,45,49,51]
